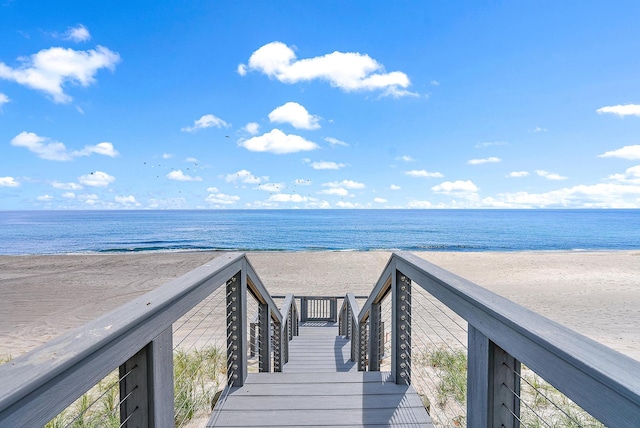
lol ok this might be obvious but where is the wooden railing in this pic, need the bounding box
[300,296,338,322]
[356,252,640,427]
[338,293,361,367]
[0,253,283,427]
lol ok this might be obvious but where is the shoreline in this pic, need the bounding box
[1,250,639,361]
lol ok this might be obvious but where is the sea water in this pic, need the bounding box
[0,209,639,255]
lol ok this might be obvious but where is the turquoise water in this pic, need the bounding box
[1,209,639,255]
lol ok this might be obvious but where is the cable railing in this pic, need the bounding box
[356,252,640,427]
[0,253,284,428]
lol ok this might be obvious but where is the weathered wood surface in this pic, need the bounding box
[209,322,433,427]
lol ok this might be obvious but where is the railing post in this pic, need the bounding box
[393,270,411,385]
[368,302,381,371]
[468,325,521,427]
[119,327,174,428]
[330,297,338,322]
[300,296,308,322]
[258,303,271,372]
[358,320,368,371]
[273,320,282,372]
[226,272,246,387]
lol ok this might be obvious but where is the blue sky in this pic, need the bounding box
[2,1,640,210]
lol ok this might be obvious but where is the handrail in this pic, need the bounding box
[0,252,284,427]
[338,293,360,366]
[358,251,640,427]
[279,293,299,367]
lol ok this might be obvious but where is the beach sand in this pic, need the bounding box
[1,251,639,361]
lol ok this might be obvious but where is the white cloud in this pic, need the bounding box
[0,46,120,103]
[225,169,264,184]
[206,187,219,193]
[181,114,230,132]
[323,180,365,189]
[162,153,174,159]
[37,194,53,201]
[408,200,432,208]
[61,192,75,199]
[11,132,119,160]
[167,170,202,182]
[0,176,19,187]
[268,102,321,130]
[390,184,401,190]
[268,193,308,203]
[79,171,115,187]
[335,201,362,208]
[533,127,548,133]
[596,104,640,117]
[52,181,83,190]
[319,188,349,196]
[244,122,260,135]
[205,188,240,205]
[475,141,507,149]
[598,145,640,160]
[294,178,311,185]
[0,93,10,109]
[310,161,346,170]
[78,193,99,205]
[239,41,414,96]
[324,137,348,147]
[257,182,285,192]
[374,197,387,203]
[115,195,139,206]
[405,170,444,178]
[396,155,416,162]
[608,165,640,184]
[507,171,529,178]
[467,157,501,165]
[536,170,568,180]
[64,25,91,42]
[482,183,640,208]
[432,180,479,194]
[430,80,440,86]
[239,129,319,154]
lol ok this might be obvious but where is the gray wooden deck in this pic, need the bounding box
[208,322,434,427]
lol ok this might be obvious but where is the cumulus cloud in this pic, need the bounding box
[268,193,308,203]
[268,102,321,130]
[181,114,230,132]
[374,197,387,203]
[244,122,260,135]
[432,180,479,194]
[319,188,349,196]
[467,157,501,165]
[257,182,285,192]
[115,195,139,206]
[335,201,362,208]
[608,165,640,184]
[0,176,19,187]
[64,24,91,42]
[61,192,75,199]
[162,153,173,159]
[324,137,348,147]
[390,184,401,190]
[323,180,365,189]
[167,170,202,182]
[0,93,9,109]
[507,171,529,178]
[475,141,507,149]
[294,178,311,186]
[598,145,640,160]
[225,169,264,184]
[238,41,414,96]
[0,46,120,103]
[52,181,83,190]
[309,161,346,170]
[596,104,640,117]
[536,170,568,180]
[10,132,119,161]
[533,127,548,133]
[78,171,115,187]
[408,200,432,208]
[205,190,240,205]
[239,129,319,154]
[78,194,99,205]
[37,195,53,201]
[405,170,443,178]
[396,155,416,162]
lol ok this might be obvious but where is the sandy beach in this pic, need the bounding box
[1,251,639,361]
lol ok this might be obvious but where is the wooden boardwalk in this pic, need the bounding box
[208,322,434,427]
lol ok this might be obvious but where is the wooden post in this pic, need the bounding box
[393,270,411,385]
[226,272,246,387]
[258,303,271,372]
[330,297,338,322]
[468,325,521,427]
[119,327,174,428]
[300,296,308,322]
[368,302,381,371]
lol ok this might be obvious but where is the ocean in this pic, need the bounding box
[0,209,639,255]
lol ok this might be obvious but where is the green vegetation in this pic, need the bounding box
[43,345,226,428]
[416,347,604,428]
